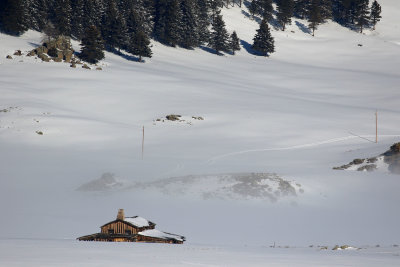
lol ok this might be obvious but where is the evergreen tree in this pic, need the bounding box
[229,31,240,54]
[355,0,370,33]
[210,0,223,19]
[179,0,200,48]
[320,0,333,20]
[153,0,181,46]
[128,30,152,62]
[294,0,309,19]
[71,0,85,39]
[80,25,105,63]
[370,0,381,30]
[52,0,72,36]
[261,0,274,21]
[102,0,126,50]
[276,0,294,31]
[249,0,258,18]
[30,0,49,31]
[196,0,211,44]
[308,0,323,36]
[209,10,229,54]
[333,0,353,24]
[83,0,104,31]
[0,0,27,35]
[252,19,274,56]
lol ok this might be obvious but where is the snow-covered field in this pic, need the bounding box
[1,0,400,265]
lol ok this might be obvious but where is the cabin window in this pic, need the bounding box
[125,230,132,235]
[108,229,114,234]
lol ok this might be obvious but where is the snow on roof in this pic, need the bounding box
[138,229,184,242]
[124,216,151,228]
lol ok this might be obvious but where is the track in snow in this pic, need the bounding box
[206,134,400,163]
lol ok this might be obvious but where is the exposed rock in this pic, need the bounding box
[382,142,400,174]
[27,50,36,56]
[192,116,204,120]
[357,164,377,172]
[166,114,181,121]
[96,67,102,70]
[77,173,124,191]
[13,50,22,56]
[38,53,50,62]
[333,142,400,175]
[6,55,12,59]
[82,64,91,69]
[29,36,74,63]
[70,63,76,68]
[36,131,43,135]
[352,158,364,165]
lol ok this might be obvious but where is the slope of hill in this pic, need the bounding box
[0,1,400,265]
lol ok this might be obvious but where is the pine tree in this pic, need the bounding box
[294,0,309,19]
[0,0,27,36]
[29,0,49,31]
[320,0,333,21]
[229,31,240,54]
[355,0,370,33]
[196,0,211,44]
[102,0,126,50]
[252,19,274,56]
[153,0,181,46]
[249,0,258,18]
[261,0,274,21]
[370,0,381,30]
[308,0,323,36]
[71,0,85,39]
[83,0,104,31]
[276,0,294,31]
[333,0,353,24]
[52,0,72,36]
[80,25,105,63]
[179,0,200,48]
[128,30,152,62]
[209,10,229,54]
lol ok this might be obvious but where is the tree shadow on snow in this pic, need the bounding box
[240,40,268,57]
[199,45,225,56]
[28,42,40,48]
[108,48,142,62]
[241,10,262,24]
[295,21,312,34]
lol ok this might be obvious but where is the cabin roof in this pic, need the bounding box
[101,216,155,228]
[124,216,152,228]
[138,229,185,242]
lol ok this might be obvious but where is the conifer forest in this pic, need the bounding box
[0,0,383,60]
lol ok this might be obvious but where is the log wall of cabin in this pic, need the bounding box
[101,221,138,234]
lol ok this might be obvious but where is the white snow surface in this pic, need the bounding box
[124,216,150,228]
[139,229,184,241]
[1,1,400,266]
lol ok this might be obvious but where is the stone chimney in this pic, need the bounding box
[117,209,125,220]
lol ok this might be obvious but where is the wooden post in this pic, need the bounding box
[142,126,144,159]
[375,110,378,143]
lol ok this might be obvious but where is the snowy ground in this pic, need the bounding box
[1,239,400,267]
[1,0,400,266]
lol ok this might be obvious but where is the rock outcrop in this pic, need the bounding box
[29,36,74,63]
[333,142,400,175]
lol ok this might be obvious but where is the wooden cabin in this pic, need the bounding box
[77,209,185,244]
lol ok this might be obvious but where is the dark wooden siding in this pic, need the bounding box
[101,221,138,234]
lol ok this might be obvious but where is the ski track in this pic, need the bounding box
[206,134,400,163]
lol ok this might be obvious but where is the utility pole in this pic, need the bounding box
[375,110,378,143]
[142,126,144,159]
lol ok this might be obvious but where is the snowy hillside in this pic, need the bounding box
[1,0,400,265]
